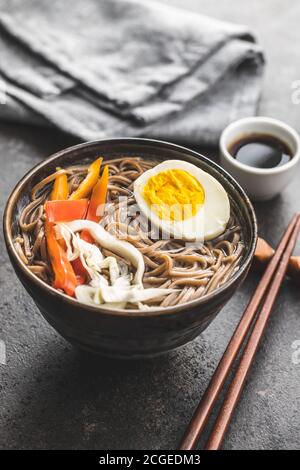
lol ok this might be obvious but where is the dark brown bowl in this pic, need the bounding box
[3,138,257,358]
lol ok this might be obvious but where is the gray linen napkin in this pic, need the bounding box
[0,0,264,146]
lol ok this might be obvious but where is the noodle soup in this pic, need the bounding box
[13,156,244,310]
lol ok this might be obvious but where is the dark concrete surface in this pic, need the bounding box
[0,0,299,450]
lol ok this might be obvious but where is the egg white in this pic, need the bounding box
[133,160,230,241]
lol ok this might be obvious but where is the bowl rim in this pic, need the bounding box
[3,137,258,318]
[220,116,300,176]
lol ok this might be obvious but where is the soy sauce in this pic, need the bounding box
[229,134,292,169]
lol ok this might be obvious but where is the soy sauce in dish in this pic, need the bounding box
[229,134,292,169]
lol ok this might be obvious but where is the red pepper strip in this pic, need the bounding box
[81,165,109,243]
[45,221,78,297]
[45,200,89,283]
[80,231,93,244]
[71,257,87,285]
[45,199,88,223]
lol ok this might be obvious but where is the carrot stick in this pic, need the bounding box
[81,165,109,243]
[69,157,102,200]
[50,173,69,200]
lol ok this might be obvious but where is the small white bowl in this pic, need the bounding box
[219,117,300,201]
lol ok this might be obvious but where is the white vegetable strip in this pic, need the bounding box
[57,220,176,309]
[75,284,127,309]
[56,223,104,282]
[56,223,133,290]
[62,220,145,285]
[100,256,120,285]
[75,284,176,308]
[101,286,176,304]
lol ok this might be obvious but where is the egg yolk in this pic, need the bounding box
[143,169,205,221]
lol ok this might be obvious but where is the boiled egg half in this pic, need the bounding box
[133,160,230,241]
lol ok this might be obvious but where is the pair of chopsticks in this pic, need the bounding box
[179,213,300,450]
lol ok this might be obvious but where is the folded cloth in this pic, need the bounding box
[0,0,264,146]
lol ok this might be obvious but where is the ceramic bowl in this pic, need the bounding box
[220,117,300,201]
[3,138,257,358]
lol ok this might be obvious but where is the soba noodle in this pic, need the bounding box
[14,157,244,307]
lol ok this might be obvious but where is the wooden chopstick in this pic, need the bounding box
[179,214,300,450]
[205,214,300,449]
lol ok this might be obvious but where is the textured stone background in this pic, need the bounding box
[0,0,299,450]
